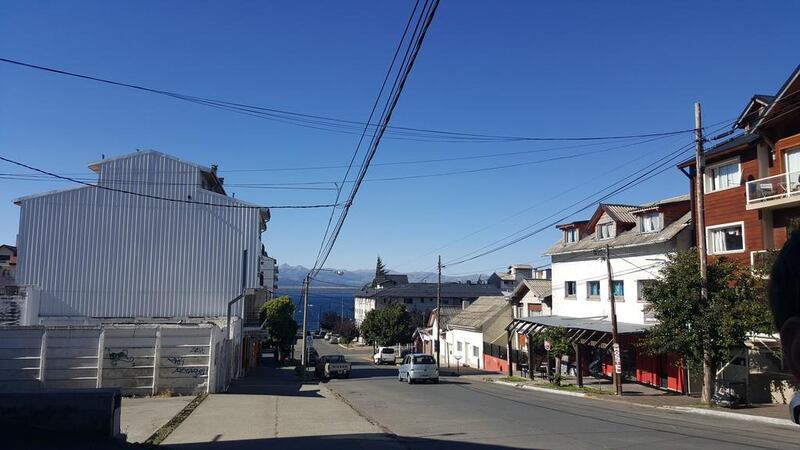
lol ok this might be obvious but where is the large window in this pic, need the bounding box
[587,281,601,298]
[639,212,661,233]
[472,346,479,358]
[707,222,745,254]
[706,159,741,192]
[564,228,579,244]
[612,280,624,298]
[597,222,614,240]
[457,341,463,352]
[565,281,577,298]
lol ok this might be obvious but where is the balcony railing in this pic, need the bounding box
[745,170,800,208]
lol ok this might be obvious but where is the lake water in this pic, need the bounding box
[275,287,357,331]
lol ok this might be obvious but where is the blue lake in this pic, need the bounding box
[275,287,358,331]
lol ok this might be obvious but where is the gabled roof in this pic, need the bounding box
[546,211,691,256]
[631,194,690,214]
[447,296,509,331]
[586,204,639,229]
[510,278,552,300]
[556,220,589,230]
[754,64,800,131]
[0,245,18,255]
[735,95,776,129]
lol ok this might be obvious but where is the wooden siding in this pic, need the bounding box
[774,133,800,175]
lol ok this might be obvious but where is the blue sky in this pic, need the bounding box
[1,1,798,275]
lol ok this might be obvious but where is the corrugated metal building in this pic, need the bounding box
[14,150,271,322]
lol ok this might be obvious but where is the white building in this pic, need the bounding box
[487,264,551,293]
[545,195,691,325]
[444,296,509,369]
[13,150,272,327]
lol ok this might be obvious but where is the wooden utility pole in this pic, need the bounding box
[694,102,712,404]
[604,244,623,396]
[300,274,310,375]
[436,255,442,369]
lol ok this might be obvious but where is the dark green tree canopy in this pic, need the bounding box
[642,249,773,372]
[360,303,414,346]
[259,296,299,357]
[375,256,387,279]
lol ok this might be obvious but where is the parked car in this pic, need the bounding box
[373,346,396,365]
[324,332,332,341]
[398,353,438,384]
[315,354,351,379]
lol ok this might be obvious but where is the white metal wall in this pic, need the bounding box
[0,323,235,395]
[15,151,265,319]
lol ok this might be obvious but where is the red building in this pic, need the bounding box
[678,65,800,263]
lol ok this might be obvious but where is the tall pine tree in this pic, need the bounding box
[375,256,387,279]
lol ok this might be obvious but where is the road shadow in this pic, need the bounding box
[224,359,323,398]
[163,432,528,450]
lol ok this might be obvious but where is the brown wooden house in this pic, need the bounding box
[678,65,800,265]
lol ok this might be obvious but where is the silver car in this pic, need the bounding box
[398,353,439,384]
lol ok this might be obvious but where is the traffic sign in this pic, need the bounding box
[305,336,314,348]
[612,343,622,374]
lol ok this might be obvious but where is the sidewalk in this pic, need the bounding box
[487,374,791,423]
[121,395,194,443]
[161,354,403,449]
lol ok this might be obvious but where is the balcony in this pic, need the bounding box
[745,171,800,210]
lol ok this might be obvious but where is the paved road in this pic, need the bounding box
[314,339,799,450]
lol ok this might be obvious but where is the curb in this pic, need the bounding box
[488,379,796,427]
[493,380,586,398]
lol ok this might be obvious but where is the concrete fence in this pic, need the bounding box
[0,323,237,395]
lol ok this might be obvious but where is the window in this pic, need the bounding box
[565,281,577,298]
[587,281,601,298]
[473,346,479,358]
[413,355,435,364]
[612,280,624,298]
[597,222,614,240]
[637,280,653,302]
[639,212,661,233]
[707,222,745,254]
[404,298,412,304]
[706,159,741,192]
[0,255,9,262]
[564,228,579,244]
[457,341,462,351]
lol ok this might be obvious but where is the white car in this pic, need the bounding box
[398,353,439,384]
[373,347,396,365]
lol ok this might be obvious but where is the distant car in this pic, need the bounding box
[315,354,351,379]
[373,347,396,365]
[324,332,332,341]
[398,353,438,384]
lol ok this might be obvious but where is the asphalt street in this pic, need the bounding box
[313,338,799,450]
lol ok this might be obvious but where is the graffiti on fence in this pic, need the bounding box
[167,356,185,366]
[190,346,205,354]
[107,349,135,367]
[174,366,207,378]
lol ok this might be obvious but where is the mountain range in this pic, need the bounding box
[277,264,491,288]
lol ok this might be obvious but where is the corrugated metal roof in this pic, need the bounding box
[602,204,639,224]
[511,279,551,299]
[513,315,652,334]
[631,194,690,213]
[447,296,508,331]
[546,211,691,256]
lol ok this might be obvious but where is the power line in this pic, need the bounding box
[0,155,341,209]
[312,0,441,276]
[0,55,701,143]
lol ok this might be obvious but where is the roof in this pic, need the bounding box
[510,264,533,269]
[754,94,777,104]
[754,64,800,130]
[357,282,503,299]
[587,204,639,229]
[546,211,692,256]
[556,220,589,230]
[631,194,691,213]
[447,296,509,331]
[511,278,552,300]
[509,315,652,335]
[492,272,517,281]
[376,274,409,284]
[677,132,761,168]
[87,149,213,174]
[0,245,17,255]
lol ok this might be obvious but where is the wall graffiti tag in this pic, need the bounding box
[107,349,135,367]
[173,366,207,378]
[190,346,205,354]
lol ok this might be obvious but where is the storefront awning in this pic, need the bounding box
[506,316,653,350]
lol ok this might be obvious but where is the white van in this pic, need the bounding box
[373,346,396,365]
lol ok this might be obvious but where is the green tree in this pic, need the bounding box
[319,311,340,331]
[259,296,299,362]
[542,327,571,385]
[334,318,359,342]
[642,249,773,404]
[360,303,414,347]
[375,256,387,279]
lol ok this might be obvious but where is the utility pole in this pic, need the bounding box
[694,102,712,404]
[604,244,623,396]
[300,274,310,376]
[436,255,442,369]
